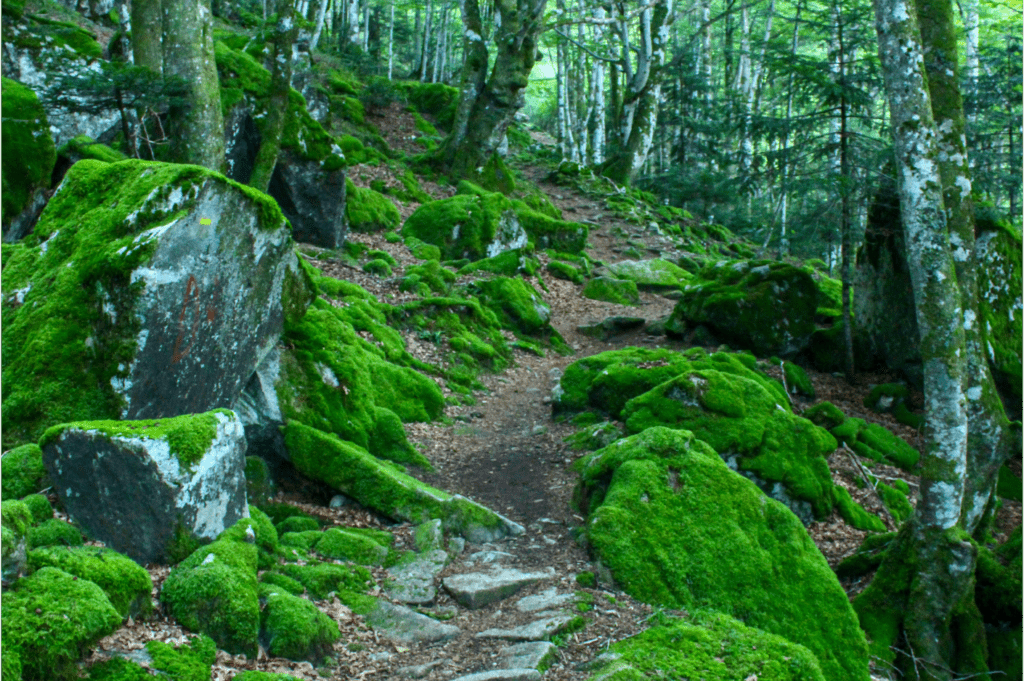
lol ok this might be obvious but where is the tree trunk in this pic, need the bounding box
[163,0,225,170]
[838,9,854,383]
[132,0,163,74]
[250,0,296,192]
[310,0,330,51]
[437,0,547,179]
[387,0,394,79]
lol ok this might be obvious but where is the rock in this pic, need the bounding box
[258,589,339,663]
[27,546,152,618]
[495,641,559,671]
[476,613,576,641]
[975,220,1023,414]
[1,160,315,447]
[316,527,390,566]
[546,260,584,284]
[269,148,348,248]
[413,518,445,552]
[403,192,528,261]
[603,259,690,290]
[1,78,55,240]
[284,423,524,542]
[574,427,870,680]
[667,259,818,357]
[443,567,555,609]
[577,316,645,341]
[516,588,575,613]
[397,660,447,678]
[1,500,32,584]
[40,410,248,564]
[581,277,640,306]
[448,671,541,681]
[474,277,566,349]
[385,549,448,604]
[347,179,401,234]
[465,550,516,565]
[365,601,461,644]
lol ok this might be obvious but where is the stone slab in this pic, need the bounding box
[443,567,555,610]
[385,549,449,604]
[516,587,575,613]
[476,614,576,642]
[496,641,558,671]
[447,670,541,681]
[365,601,460,645]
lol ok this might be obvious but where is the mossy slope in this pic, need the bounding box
[1,77,55,226]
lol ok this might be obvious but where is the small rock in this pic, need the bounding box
[576,652,623,672]
[365,601,461,644]
[496,641,559,671]
[397,660,446,678]
[448,537,466,554]
[516,588,574,613]
[329,494,351,509]
[448,671,540,681]
[443,567,555,609]
[465,550,515,565]
[385,549,449,604]
[413,519,445,552]
[531,425,547,436]
[476,614,577,641]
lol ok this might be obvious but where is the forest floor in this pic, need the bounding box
[83,105,1021,681]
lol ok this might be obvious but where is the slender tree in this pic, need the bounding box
[250,0,297,192]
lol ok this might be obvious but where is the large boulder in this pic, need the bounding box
[974,218,1023,415]
[1,159,314,447]
[1,78,56,241]
[39,410,249,564]
[602,258,691,290]
[403,192,529,262]
[268,147,347,248]
[574,427,870,681]
[666,260,818,357]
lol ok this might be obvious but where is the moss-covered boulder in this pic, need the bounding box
[473,276,566,348]
[603,259,691,291]
[546,260,584,284]
[458,249,541,278]
[1,77,55,237]
[1,443,49,499]
[667,260,818,357]
[3,566,122,680]
[258,588,340,662]
[284,422,523,542]
[346,179,401,233]
[976,527,1023,678]
[574,428,870,680]
[40,410,248,564]
[28,546,152,618]
[1,160,314,449]
[620,370,836,522]
[581,276,640,306]
[975,221,1023,407]
[2,499,33,583]
[160,526,260,656]
[402,192,528,261]
[315,527,390,565]
[26,517,83,549]
[828,417,919,470]
[145,635,217,681]
[273,560,374,606]
[585,610,826,680]
[20,493,52,524]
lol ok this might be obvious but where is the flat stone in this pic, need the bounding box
[447,670,541,681]
[365,601,460,644]
[516,588,575,613]
[577,316,646,341]
[385,549,449,604]
[496,641,559,671]
[397,660,446,678]
[443,567,555,610]
[476,614,576,641]
[465,550,515,565]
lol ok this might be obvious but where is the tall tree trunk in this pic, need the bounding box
[250,0,296,192]
[419,0,434,81]
[838,10,855,383]
[778,1,800,254]
[310,0,330,51]
[163,0,225,170]
[387,0,394,79]
[132,0,163,73]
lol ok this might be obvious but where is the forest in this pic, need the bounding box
[0,0,1021,679]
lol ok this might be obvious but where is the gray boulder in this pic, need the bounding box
[365,601,461,644]
[268,148,348,248]
[40,410,249,564]
[443,567,555,609]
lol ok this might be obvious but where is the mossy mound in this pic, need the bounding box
[832,486,886,532]
[976,526,1023,677]
[85,657,154,680]
[28,545,152,618]
[159,527,259,656]
[402,192,527,261]
[783,361,815,398]
[145,634,216,681]
[582,277,640,306]
[396,80,459,129]
[586,610,825,680]
[621,369,837,520]
[546,260,584,284]
[975,221,1023,403]
[828,417,919,470]
[56,135,126,165]
[3,567,122,680]
[277,516,320,534]
[259,589,340,662]
[284,422,520,542]
[1,443,49,498]
[473,276,567,350]
[3,499,33,582]
[245,455,275,503]
[667,260,818,357]
[363,258,393,276]
[20,493,52,524]
[346,179,401,233]
[401,260,456,296]
[458,249,540,278]
[273,560,374,608]
[315,527,390,565]
[27,518,83,549]
[603,259,691,290]
[574,428,870,680]
[835,532,896,579]
[1,77,56,227]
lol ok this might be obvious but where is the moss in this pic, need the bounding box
[362,258,393,276]
[582,277,640,306]
[877,482,914,523]
[258,502,316,526]
[260,571,305,595]
[315,527,389,565]
[40,410,227,472]
[996,464,1022,501]
[546,260,584,284]
[28,545,152,618]
[85,657,153,680]
[159,532,259,656]
[975,222,1023,401]
[803,401,846,430]
[621,370,836,519]
[245,455,274,503]
[274,561,374,606]
[604,259,690,290]
[145,635,216,681]
[277,516,320,534]
[3,567,121,680]
[472,276,565,349]
[401,260,455,295]
[512,204,588,253]
[832,486,886,532]
[783,361,815,398]
[402,192,524,261]
[404,236,443,261]
[26,518,83,549]
[458,249,540,278]
[1,443,49,499]
[2,499,34,537]
[2,161,285,448]
[575,428,869,680]
[279,530,320,552]
[233,673,304,681]
[828,418,919,471]
[56,135,127,164]
[1,78,56,226]
[258,589,339,662]
[21,493,52,524]
[346,179,401,233]
[575,571,596,588]
[403,81,459,128]
[863,383,909,411]
[588,610,826,680]
[835,532,896,578]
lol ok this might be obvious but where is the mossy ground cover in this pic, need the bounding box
[1,443,49,498]
[574,428,870,680]
[27,546,152,618]
[1,77,55,225]
[603,259,691,290]
[259,589,340,661]
[581,276,640,306]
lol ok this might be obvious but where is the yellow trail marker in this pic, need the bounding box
[200,218,212,225]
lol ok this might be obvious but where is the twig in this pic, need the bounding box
[841,443,896,525]
[778,360,793,408]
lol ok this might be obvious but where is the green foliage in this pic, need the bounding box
[362,258,393,276]
[877,482,914,523]
[996,464,1022,501]
[575,571,596,588]
[1,78,56,226]
[26,518,83,549]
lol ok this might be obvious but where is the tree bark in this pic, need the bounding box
[250,0,296,192]
[163,0,225,170]
[132,0,163,74]
[310,0,330,51]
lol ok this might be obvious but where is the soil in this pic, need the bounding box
[79,105,1021,681]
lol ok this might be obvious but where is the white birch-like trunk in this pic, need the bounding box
[387,0,394,79]
[346,0,360,45]
[310,0,330,51]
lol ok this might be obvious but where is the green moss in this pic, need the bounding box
[362,258,393,276]
[575,571,596,588]
[40,410,227,471]
[512,204,588,253]
[85,657,152,680]
[145,635,216,681]
[315,527,389,565]
[260,571,305,595]
[56,135,127,164]
[274,561,374,605]
[588,610,826,680]
[280,531,320,550]
[259,590,339,662]
[401,260,455,295]
[582,277,640,306]
[2,499,34,536]
[346,179,401,233]
[1,443,49,499]
[835,532,896,579]
[403,81,459,128]
[803,402,847,430]
[996,464,1022,501]
[28,545,152,618]
[975,222,1023,401]
[828,418,919,471]
[21,493,52,524]
[26,518,83,549]
[4,567,121,680]
[402,192,522,261]
[603,259,690,290]
[546,260,584,284]
[1,78,56,226]
[458,249,540,278]
[832,486,886,532]
[472,276,566,349]
[277,516,320,534]
[258,502,315,526]
[245,455,275,503]
[575,428,869,680]
[783,361,815,398]
[877,482,914,523]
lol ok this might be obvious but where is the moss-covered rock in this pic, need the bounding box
[974,221,1022,405]
[85,657,153,680]
[346,179,401,233]
[473,276,566,349]
[26,518,83,549]
[273,560,374,607]
[667,260,818,357]
[1,443,49,499]
[28,545,152,618]
[586,610,826,680]
[546,260,584,284]
[145,634,216,681]
[2,499,33,582]
[458,249,540,278]
[1,77,56,229]
[362,257,393,277]
[259,589,340,662]
[277,515,320,534]
[284,422,522,542]
[581,276,640,306]
[603,259,690,291]
[315,527,389,565]
[20,493,52,524]
[832,486,886,532]
[835,532,896,579]
[803,401,847,430]
[159,528,260,656]
[976,526,1023,676]
[4,566,122,680]
[402,192,528,261]
[245,455,275,503]
[401,260,456,295]
[574,428,870,680]
[828,418,919,470]
[260,571,306,595]
[783,361,815,398]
